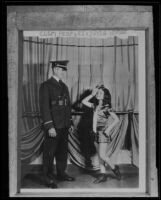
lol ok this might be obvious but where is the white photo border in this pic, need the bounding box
[20,30,146,196]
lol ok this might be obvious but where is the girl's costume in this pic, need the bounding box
[92,105,112,143]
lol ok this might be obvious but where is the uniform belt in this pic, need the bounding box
[51,99,68,106]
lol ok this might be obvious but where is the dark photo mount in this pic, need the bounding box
[3,0,160,198]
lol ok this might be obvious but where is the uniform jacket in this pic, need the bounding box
[39,77,71,130]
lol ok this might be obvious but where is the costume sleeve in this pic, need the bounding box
[39,83,54,131]
[103,106,113,116]
[108,107,113,113]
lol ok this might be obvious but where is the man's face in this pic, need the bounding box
[53,67,65,80]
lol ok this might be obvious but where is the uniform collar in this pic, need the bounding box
[52,75,60,82]
[50,76,63,88]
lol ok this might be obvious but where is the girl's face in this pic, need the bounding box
[96,88,104,100]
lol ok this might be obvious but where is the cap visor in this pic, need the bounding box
[61,67,67,71]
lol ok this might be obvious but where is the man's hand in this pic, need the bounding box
[69,125,74,133]
[48,128,57,137]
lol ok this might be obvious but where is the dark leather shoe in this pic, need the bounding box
[44,176,58,188]
[112,165,121,180]
[93,173,107,184]
[46,182,58,188]
[57,173,75,181]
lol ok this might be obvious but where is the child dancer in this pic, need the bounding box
[82,85,121,183]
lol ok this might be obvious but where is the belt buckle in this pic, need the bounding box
[59,100,63,106]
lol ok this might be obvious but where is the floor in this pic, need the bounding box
[21,164,139,189]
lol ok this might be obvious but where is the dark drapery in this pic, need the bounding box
[21,36,139,168]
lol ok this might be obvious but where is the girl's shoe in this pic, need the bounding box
[93,173,107,183]
[112,165,121,180]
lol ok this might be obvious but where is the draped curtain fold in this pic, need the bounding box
[21,35,139,168]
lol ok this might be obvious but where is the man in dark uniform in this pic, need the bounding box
[39,60,75,188]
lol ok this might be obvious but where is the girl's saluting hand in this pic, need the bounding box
[92,87,99,96]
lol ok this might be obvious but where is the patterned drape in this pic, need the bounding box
[21,37,53,163]
[21,36,139,168]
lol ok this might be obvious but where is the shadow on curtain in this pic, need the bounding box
[21,36,139,169]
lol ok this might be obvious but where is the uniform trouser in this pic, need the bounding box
[43,128,69,177]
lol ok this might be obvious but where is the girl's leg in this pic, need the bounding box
[94,142,106,173]
[99,160,106,173]
[93,142,107,183]
[98,143,115,169]
[99,143,121,180]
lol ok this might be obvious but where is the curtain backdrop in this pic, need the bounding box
[21,36,139,168]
